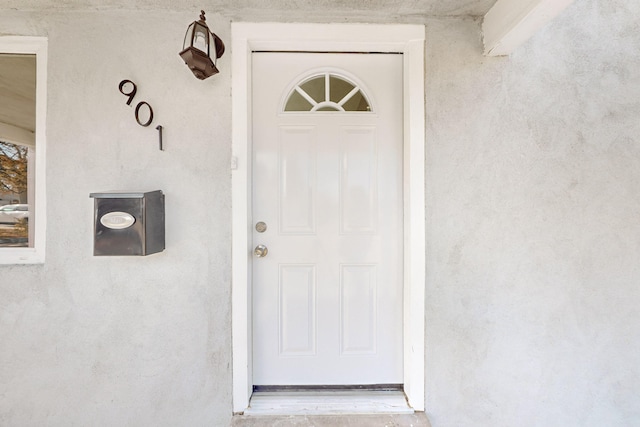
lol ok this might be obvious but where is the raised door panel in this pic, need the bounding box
[279,126,317,235]
[340,264,377,355]
[339,127,378,235]
[279,264,317,355]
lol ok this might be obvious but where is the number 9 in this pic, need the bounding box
[118,79,137,105]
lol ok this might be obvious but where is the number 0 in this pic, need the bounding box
[134,102,154,127]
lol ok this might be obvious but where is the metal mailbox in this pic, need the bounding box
[89,190,165,256]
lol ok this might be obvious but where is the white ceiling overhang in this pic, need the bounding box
[482,0,576,56]
[0,1,578,57]
[0,0,498,16]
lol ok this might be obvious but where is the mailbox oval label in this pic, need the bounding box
[100,211,136,229]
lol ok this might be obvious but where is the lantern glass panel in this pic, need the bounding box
[193,22,209,55]
[183,22,195,50]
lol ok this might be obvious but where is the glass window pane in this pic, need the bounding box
[0,141,29,247]
[329,76,354,104]
[342,90,370,111]
[299,76,325,104]
[0,53,35,249]
[285,91,313,111]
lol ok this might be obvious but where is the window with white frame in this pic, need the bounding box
[284,72,372,112]
[0,37,47,264]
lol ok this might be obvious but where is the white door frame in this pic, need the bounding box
[231,22,426,413]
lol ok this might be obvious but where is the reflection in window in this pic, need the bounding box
[0,53,35,249]
[0,141,29,247]
[284,73,371,112]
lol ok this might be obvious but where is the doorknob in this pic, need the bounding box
[254,244,268,258]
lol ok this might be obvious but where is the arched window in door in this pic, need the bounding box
[284,73,372,112]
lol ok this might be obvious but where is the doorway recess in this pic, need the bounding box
[231,22,426,414]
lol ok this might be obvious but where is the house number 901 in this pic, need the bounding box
[119,79,164,150]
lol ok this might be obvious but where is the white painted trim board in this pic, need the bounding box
[231,22,426,414]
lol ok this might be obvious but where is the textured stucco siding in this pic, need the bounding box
[424,1,640,425]
[0,10,233,427]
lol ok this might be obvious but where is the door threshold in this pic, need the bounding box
[244,389,414,416]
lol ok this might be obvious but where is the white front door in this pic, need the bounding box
[251,52,403,386]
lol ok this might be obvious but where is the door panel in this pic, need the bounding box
[279,264,316,355]
[279,126,317,234]
[252,52,403,385]
[339,127,378,234]
[340,264,377,354]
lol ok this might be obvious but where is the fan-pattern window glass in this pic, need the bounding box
[284,73,371,112]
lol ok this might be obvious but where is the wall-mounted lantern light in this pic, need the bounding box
[179,10,225,80]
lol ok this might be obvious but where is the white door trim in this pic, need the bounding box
[231,22,426,413]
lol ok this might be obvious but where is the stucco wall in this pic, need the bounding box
[0,10,233,426]
[425,1,640,426]
[0,1,638,426]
